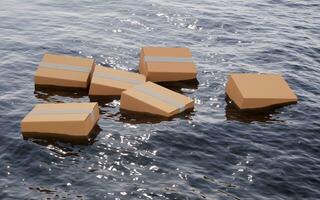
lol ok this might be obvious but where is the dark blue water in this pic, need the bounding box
[1,0,320,199]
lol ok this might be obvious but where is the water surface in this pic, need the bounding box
[0,0,320,199]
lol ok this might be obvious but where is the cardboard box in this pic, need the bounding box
[139,47,197,82]
[89,66,146,96]
[120,81,194,117]
[21,103,100,143]
[226,73,298,110]
[35,54,95,89]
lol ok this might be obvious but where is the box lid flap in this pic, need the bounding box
[23,103,97,122]
[35,54,94,82]
[92,66,146,89]
[142,47,196,74]
[124,82,193,114]
[230,74,297,100]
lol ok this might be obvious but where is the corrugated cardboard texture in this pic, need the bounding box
[120,81,194,117]
[89,66,146,96]
[226,73,298,110]
[35,54,95,88]
[139,47,197,82]
[21,103,99,143]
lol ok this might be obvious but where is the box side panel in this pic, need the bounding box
[89,82,124,96]
[147,71,197,82]
[241,98,298,109]
[147,62,196,73]
[83,104,100,135]
[185,100,195,111]
[120,92,173,117]
[139,48,148,76]
[21,121,84,135]
[226,76,244,109]
[87,62,96,88]
[145,62,196,82]
[35,74,87,88]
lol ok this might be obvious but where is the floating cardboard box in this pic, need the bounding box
[89,66,146,96]
[139,47,197,82]
[120,81,194,117]
[226,73,298,110]
[35,54,95,89]
[21,103,99,143]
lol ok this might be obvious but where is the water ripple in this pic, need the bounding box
[0,0,319,199]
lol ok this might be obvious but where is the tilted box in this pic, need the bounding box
[89,66,146,96]
[21,103,100,143]
[226,73,298,110]
[35,54,95,89]
[139,47,197,82]
[120,81,194,117]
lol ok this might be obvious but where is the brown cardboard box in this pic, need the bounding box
[139,47,197,82]
[35,54,95,89]
[21,103,100,143]
[226,73,298,110]
[120,81,194,117]
[89,66,146,96]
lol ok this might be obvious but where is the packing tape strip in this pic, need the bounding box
[135,85,186,112]
[30,108,93,115]
[38,62,91,73]
[94,72,142,85]
[144,56,193,63]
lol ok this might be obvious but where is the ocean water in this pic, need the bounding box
[1,0,320,199]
